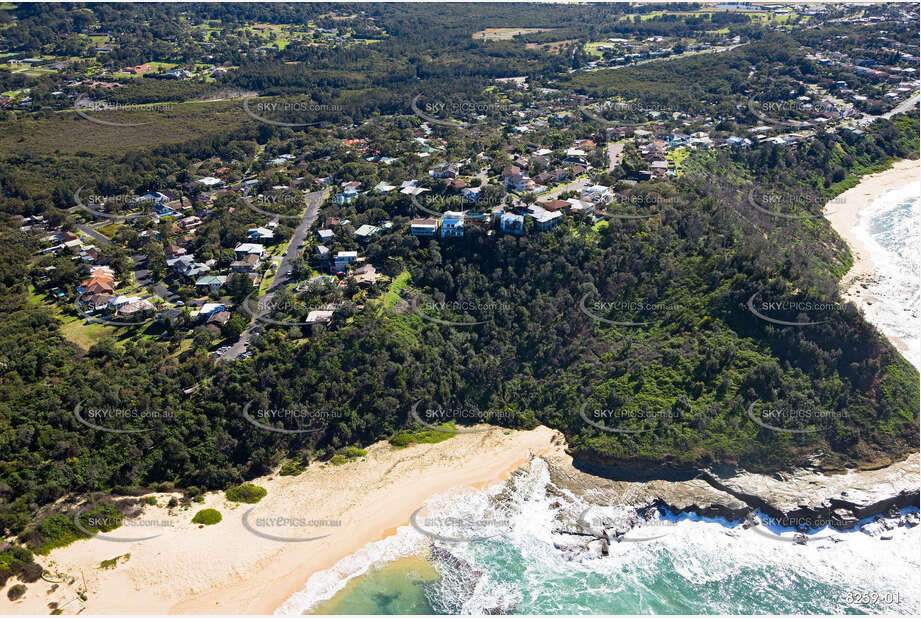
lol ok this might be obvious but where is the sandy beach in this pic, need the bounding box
[2,425,565,615]
[824,158,920,359]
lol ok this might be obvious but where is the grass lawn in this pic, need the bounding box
[96,223,122,238]
[0,98,249,156]
[380,270,411,310]
[666,147,690,175]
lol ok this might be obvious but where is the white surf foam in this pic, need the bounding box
[852,180,921,370]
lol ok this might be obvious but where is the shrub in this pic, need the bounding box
[344,446,366,459]
[191,509,222,526]
[7,584,26,601]
[329,454,347,466]
[140,496,157,506]
[278,461,304,476]
[388,424,457,448]
[224,484,266,504]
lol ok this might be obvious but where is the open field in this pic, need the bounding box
[0,98,251,155]
[472,27,555,40]
[526,39,576,54]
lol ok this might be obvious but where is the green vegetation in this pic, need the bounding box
[390,424,458,448]
[99,553,130,569]
[191,508,222,526]
[140,496,158,506]
[0,546,41,590]
[224,483,267,504]
[23,504,122,555]
[6,583,26,601]
[278,461,305,476]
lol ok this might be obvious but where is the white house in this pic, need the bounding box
[582,184,614,204]
[410,218,439,236]
[199,176,223,187]
[234,243,266,258]
[333,251,358,270]
[527,205,563,231]
[248,227,275,241]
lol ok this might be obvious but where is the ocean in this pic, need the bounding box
[852,180,921,370]
[278,459,921,615]
[276,179,921,616]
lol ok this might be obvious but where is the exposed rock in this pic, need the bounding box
[544,452,919,534]
[586,538,607,559]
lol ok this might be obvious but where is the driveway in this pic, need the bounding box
[220,188,329,361]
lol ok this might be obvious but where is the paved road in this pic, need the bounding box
[77,223,112,245]
[221,188,329,361]
[883,93,920,119]
[607,141,624,171]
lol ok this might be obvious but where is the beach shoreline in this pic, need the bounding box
[2,426,566,615]
[824,158,921,361]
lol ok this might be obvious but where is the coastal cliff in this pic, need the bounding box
[548,452,919,534]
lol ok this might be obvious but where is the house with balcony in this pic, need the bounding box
[440,211,465,238]
[411,218,440,236]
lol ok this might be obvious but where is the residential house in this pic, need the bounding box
[429,162,458,179]
[461,187,481,203]
[541,200,569,212]
[178,215,202,230]
[155,203,178,217]
[355,224,382,241]
[119,299,156,319]
[138,191,170,204]
[206,310,231,327]
[196,303,226,321]
[335,185,360,205]
[317,228,334,241]
[500,213,525,235]
[440,211,465,238]
[352,263,382,287]
[410,218,439,236]
[305,310,335,324]
[195,275,227,293]
[164,244,187,258]
[248,226,275,241]
[231,253,260,273]
[527,205,563,231]
[566,198,595,217]
[334,251,358,271]
[199,176,223,188]
[234,243,266,259]
[582,184,614,204]
[86,293,113,312]
[400,180,429,196]
[650,160,669,177]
